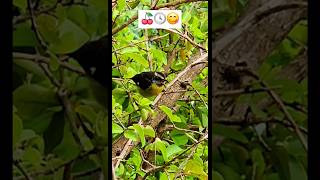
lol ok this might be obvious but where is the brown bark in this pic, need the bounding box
[212,0,307,121]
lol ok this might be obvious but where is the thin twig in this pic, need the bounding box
[13,160,33,180]
[173,142,198,179]
[250,126,272,151]
[165,28,207,51]
[39,63,61,88]
[244,69,308,151]
[112,14,138,35]
[145,29,153,71]
[215,86,281,97]
[216,118,308,135]
[191,85,208,109]
[140,149,159,169]
[26,0,47,49]
[13,52,86,75]
[171,122,204,135]
[72,167,101,178]
[113,34,170,53]
[59,90,84,148]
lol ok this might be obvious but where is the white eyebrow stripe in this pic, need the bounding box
[154,72,165,79]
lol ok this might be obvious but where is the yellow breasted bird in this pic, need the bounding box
[131,72,168,97]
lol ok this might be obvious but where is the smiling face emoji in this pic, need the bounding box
[167,12,179,24]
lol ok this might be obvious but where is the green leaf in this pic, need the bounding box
[124,128,139,141]
[167,144,183,158]
[284,139,306,158]
[43,111,65,154]
[13,23,37,47]
[182,11,192,24]
[126,148,142,168]
[270,145,291,180]
[213,171,224,180]
[288,20,307,45]
[13,0,27,11]
[22,147,43,167]
[66,6,87,30]
[49,19,89,54]
[48,51,60,71]
[125,53,149,68]
[13,84,60,133]
[72,158,98,176]
[13,60,46,83]
[120,47,140,54]
[170,130,189,146]
[19,129,37,143]
[141,108,149,121]
[184,159,207,180]
[116,163,125,176]
[155,138,168,162]
[112,123,124,134]
[215,163,241,180]
[289,158,307,180]
[97,148,109,179]
[122,67,137,79]
[117,0,126,11]
[214,124,249,143]
[75,105,97,125]
[112,88,129,105]
[37,14,59,44]
[250,103,268,119]
[151,48,167,67]
[133,124,146,147]
[160,172,170,180]
[266,173,281,180]
[159,105,181,122]
[143,125,155,138]
[139,97,153,106]
[53,122,81,160]
[251,148,265,178]
[13,112,23,148]
[94,112,108,146]
[127,0,140,9]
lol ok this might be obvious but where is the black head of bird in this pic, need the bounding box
[131,72,168,97]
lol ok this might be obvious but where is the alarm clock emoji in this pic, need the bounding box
[154,12,166,25]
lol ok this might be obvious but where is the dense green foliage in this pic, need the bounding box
[112,0,208,179]
[13,0,108,179]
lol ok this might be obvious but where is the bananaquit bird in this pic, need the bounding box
[131,72,168,97]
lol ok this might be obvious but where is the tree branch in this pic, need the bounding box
[13,52,86,75]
